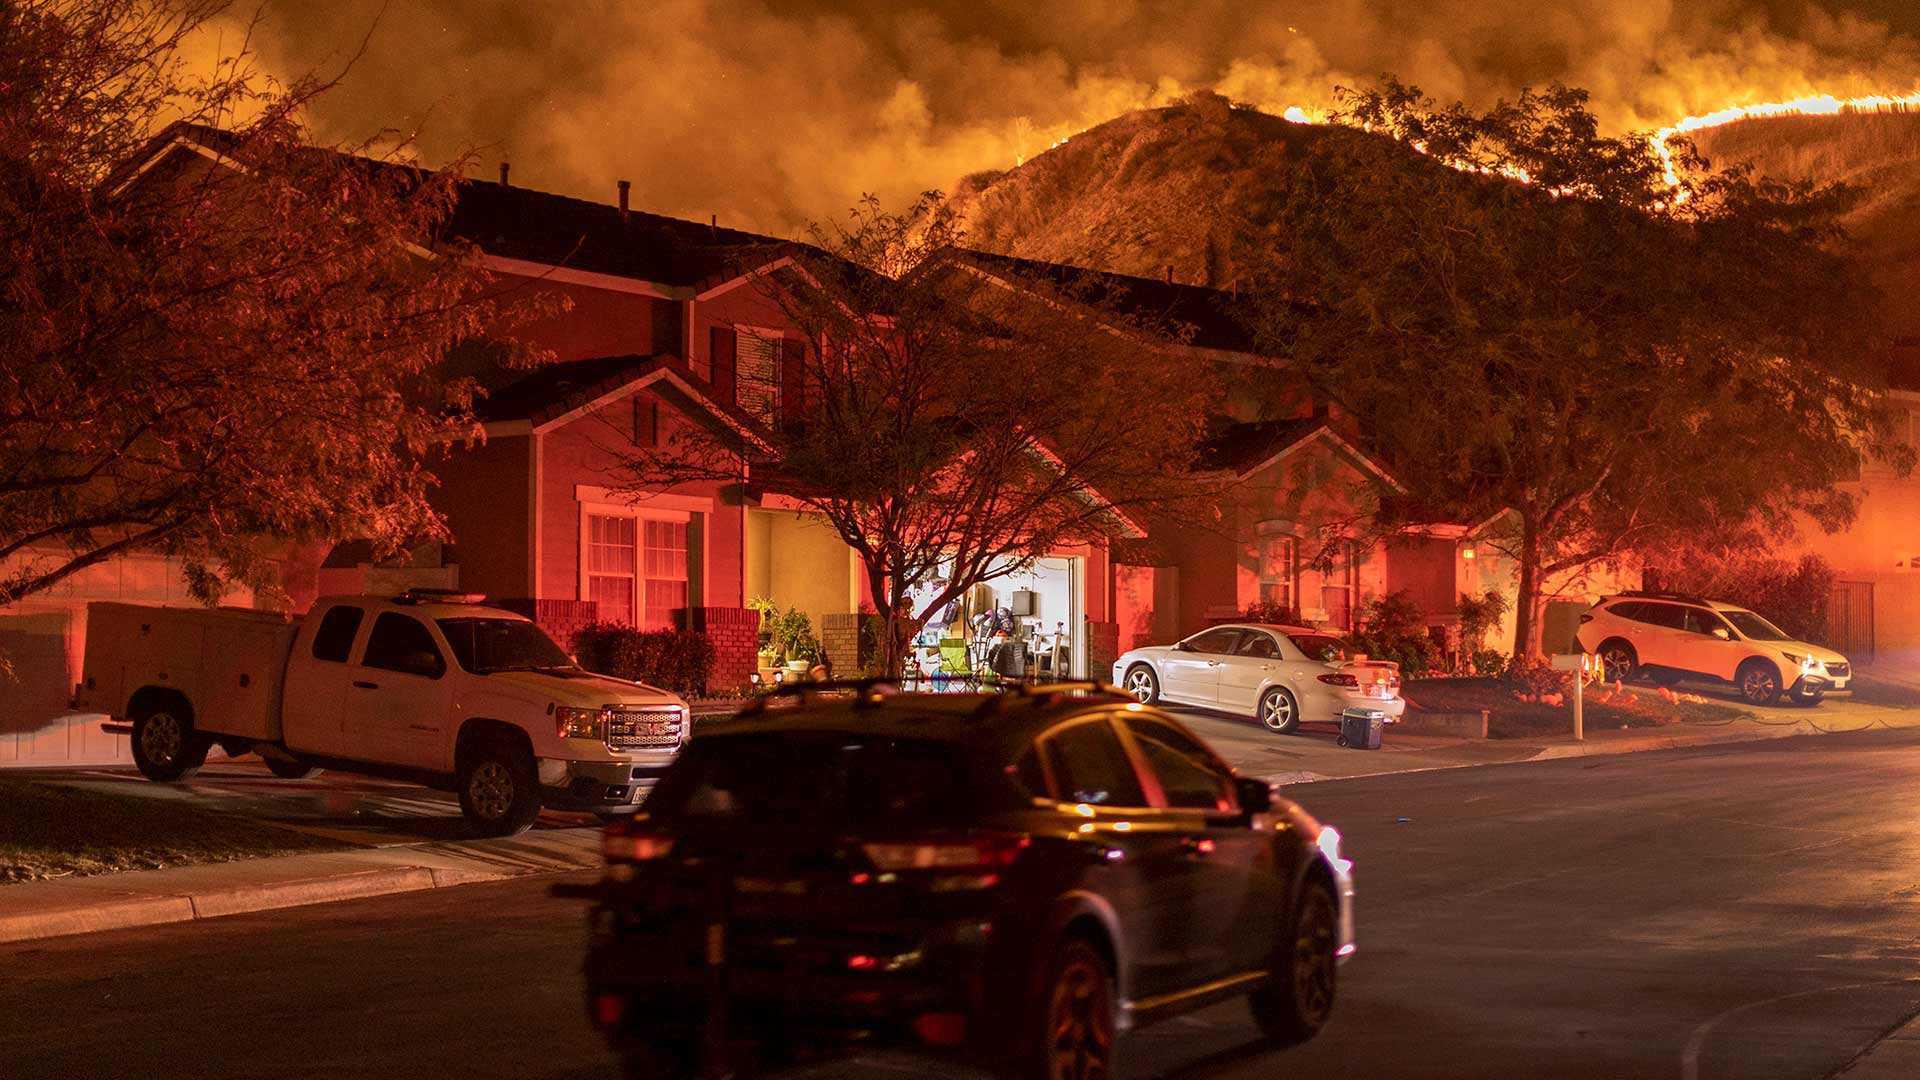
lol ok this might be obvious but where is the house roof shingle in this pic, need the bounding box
[947,250,1262,354]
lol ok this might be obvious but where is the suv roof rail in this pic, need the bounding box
[968,680,1133,721]
[392,588,489,605]
[1613,589,1710,605]
[736,677,901,717]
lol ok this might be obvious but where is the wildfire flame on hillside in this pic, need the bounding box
[1654,90,1920,187]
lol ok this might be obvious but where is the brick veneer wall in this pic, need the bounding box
[1085,620,1120,682]
[499,598,600,650]
[820,613,863,677]
[676,606,760,694]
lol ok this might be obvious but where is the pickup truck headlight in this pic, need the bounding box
[556,705,611,740]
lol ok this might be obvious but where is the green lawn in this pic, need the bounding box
[1404,677,1754,739]
[0,776,341,884]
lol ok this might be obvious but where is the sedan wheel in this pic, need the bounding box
[1259,687,1300,734]
[1123,665,1158,704]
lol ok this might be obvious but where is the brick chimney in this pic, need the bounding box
[617,180,631,223]
[498,161,510,186]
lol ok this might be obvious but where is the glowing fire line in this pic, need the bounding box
[1653,90,1920,187]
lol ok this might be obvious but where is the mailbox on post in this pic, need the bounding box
[1550,653,1594,741]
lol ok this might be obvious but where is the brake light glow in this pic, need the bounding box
[602,833,673,861]
[1318,672,1360,687]
[862,835,1029,871]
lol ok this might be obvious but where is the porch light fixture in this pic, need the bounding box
[1461,547,1477,560]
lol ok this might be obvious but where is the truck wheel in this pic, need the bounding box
[458,740,542,837]
[131,703,210,782]
[1249,876,1338,1046]
[265,757,320,780]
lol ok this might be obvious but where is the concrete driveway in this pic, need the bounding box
[14,756,600,847]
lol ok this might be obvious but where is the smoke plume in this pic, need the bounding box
[230,0,1920,234]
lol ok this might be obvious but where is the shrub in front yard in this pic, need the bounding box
[572,623,717,696]
[1647,553,1835,643]
[1344,590,1439,673]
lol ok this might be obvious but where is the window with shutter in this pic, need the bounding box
[708,325,737,404]
[736,327,782,421]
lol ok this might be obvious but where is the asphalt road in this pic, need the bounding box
[7,729,1920,1080]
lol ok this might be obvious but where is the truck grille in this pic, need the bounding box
[606,707,684,751]
[1825,662,1850,679]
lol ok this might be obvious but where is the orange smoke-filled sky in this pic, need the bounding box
[222,0,1920,234]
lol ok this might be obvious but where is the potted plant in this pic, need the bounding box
[747,596,781,668]
[769,608,820,673]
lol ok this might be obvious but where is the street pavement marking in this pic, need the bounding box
[1680,979,1920,1080]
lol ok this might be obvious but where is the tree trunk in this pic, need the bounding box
[1511,514,1544,662]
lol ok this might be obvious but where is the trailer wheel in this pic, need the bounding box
[458,738,542,837]
[130,699,210,782]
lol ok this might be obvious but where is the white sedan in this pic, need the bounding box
[1112,622,1406,734]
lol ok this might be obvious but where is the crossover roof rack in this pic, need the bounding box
[736,678,902,716]
[968,680,1134,720]
[1613,589,1710,605]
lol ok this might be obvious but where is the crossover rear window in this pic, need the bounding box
[646,733,977,824]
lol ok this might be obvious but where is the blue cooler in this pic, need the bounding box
[1337,707,1387,750]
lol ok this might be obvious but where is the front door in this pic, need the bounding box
[1161,627,1241,706]
[344,611,453,770]
[1038,716,1198,1000]
[1121,714,1280,981]
[1679,607,1739,681]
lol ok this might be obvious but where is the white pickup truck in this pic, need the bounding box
[75,590,690,836]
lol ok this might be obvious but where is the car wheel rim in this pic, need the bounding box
[1125,670,1153,702]
[470,762,514,820]
[1743,669,1776,700]
[1601,649,1631,681]
[1292,890,1337,1027]
[1047,955,1112,1080]
[140,713,182,766]
[1262,692,1293,731]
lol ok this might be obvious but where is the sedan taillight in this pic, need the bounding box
[1317,672,1361,687]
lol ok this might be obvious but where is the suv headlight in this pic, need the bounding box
[556,705,611,740]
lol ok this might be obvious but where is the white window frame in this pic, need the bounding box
[1322,539,1362,632]
[1255,526,1298,611]
[579,501,693,630]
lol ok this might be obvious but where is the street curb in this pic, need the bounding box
[1839,1010,1920,1078]
[0,837,600,947]
[1525,721,1810,761]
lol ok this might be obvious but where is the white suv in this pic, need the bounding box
[1574,591,1850,706]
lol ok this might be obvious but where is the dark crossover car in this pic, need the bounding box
[569,680,1355,1078]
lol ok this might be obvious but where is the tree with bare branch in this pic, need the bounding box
[611,195,1223,677]
[0,1,528,608]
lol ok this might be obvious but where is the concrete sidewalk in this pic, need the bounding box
[0,826,600,945]
[1176,694,1920,787]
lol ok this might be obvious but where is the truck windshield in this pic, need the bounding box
[435,618,576,674]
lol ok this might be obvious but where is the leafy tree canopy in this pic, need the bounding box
[1241,79,1911,656]
[1,1,529,607]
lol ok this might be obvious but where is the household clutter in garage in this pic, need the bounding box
[907,556,1084,683]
